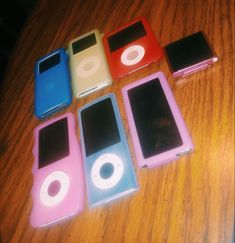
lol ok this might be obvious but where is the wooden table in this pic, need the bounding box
[0,0,234,242]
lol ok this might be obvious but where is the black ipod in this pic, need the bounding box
[164,32,218,77]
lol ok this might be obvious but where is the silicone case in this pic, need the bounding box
[68,29,112,98]
[102,16,163,79]
[30,113,85,227]
[122,71,194,168]
[78,93,138,207]
[34,48,72,119]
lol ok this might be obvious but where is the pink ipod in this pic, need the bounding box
[30,112,85,227]
[102,16,163,79]
[122,71,194,168]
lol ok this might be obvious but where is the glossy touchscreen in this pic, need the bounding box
[108,21,146,52]
[39,52,60,74]
[39,118,69,168]
[81,98,121,157]
[165,32,214,72]
[128,79,183,158]
[72,33,97,55]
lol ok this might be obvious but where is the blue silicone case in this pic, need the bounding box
[34,48,72,119]
[78,93,138,207]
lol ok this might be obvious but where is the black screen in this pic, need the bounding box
[108,21,146,52]
[39,52,60,74]
[165,32,214,72]
[39,118,69,168]
[128,79,183,158]
[81,98,121,156]
[72,33,97,55]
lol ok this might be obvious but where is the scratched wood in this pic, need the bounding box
[0,0,234,242]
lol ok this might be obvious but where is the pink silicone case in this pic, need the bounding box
[122,71,194,168]
[30,112,85,227]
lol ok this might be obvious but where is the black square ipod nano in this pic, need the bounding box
[164,32,218,77]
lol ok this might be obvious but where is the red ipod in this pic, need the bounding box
[102,16,163,79]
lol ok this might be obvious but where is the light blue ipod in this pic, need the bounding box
[78,93,138,207]
[34,48,72,119]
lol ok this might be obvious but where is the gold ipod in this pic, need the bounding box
[68,29,112,98]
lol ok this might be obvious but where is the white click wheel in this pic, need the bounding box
[76,56,101,77]
[121,45,145,66]
[91,153,124,190]
[40,171,70,207]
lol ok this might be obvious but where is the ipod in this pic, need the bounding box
[34,48,72,119]
[164,32,218,77]
[102,16,163,79]
[122,71,194,168]
[30,113,85,227]
[78,94,138,207]
[68,29,112,98]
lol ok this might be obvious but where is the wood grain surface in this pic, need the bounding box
[0,0,234,242]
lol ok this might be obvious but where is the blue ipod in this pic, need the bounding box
[78,93,138,207]
[34,48,72,119]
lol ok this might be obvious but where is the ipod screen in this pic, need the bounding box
[39,52,60,74]
[72,33,97,55]
[128,79,183,158]
[164,32,214,72]
[81,98,121,156]
[108,21,146,52]
[39,118,69,168]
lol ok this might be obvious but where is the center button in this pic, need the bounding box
[100,163,114,179]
